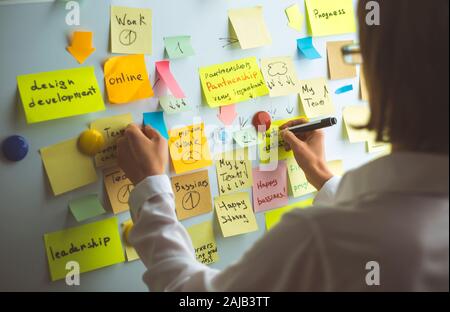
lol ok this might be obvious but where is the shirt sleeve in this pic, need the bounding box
[127,175,220,292]
[128,175,329,292]
[313,176,342,206]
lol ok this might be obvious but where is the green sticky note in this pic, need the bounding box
[69,194,106,222]
[164,36,195,59]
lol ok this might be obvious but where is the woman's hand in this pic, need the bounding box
[280,118,333,190]
[117,124,168,185]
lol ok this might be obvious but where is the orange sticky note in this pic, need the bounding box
[104,54,154,104]
[67,31,96,64]
[155,60,185,99]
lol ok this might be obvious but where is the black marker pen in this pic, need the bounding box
[287,117,337,134]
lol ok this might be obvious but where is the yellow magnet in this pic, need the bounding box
[78,129,105,156]
[123,220,134,244]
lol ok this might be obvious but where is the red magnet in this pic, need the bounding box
[252,111,272,132]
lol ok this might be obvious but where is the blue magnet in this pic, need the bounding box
[2,135,29,161]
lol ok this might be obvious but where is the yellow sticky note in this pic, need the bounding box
[169,123,212,174]
[342,105,372,143]
[171,170,213,220]
[121,220,139,262]
[103,166,134,214]
[287,157,316,198]
[228,6,272,50]
[261,56,300,97]
[287,158,344,198]
[216,149,252,195]
[90,113,133,168]
[187,221,219,265]
[327,40,357,80]
[285,4,304,32]
[40,138,98,196]
[17,67,105,124]
[104,54,154,104]
[305,0,356,37]
[110,6,152,54]
[265,198,314,231]
[360,68,369,101]
[214,192,258,237]
[367,135,392,155]
[199,57,269,107]
[299,78,335,119]
[44,217,125,281]
[259,117,303,164]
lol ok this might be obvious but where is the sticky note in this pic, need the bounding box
[299,78,334,119]
[186,221,219,265]
[44,217,125,281]
[327,41,357,80]
[287,158,344,197]
[110,6,152,54]
[285,4,304,32]
[199,57,269,107]
[40,138,98,196]
[67,31,95,64]
[252,162,289,212]
[17,67,105,124]
[155,60,185,99]
[261,56,300,97]
[164,36,195,59]
[169,123,212,174]
[216,149,252,195]
[143,111,169,139]
[214,192,258,237]
[335,84,353,95]
[259,117,302,163]
[305,0,356,37]
[218,105,238,125]
[287,157,316,198]
[265,198,314,231]
[103,166,134,214]
[360,69,369,101]
[104,54,154,104]
[122,220,139,262]
[90,113,133,168]
[342,105,371,143]
[367,137,392,155]
[228,6,272,50]
[171,170,212,220]
[69,194,106,222]
[233,127,260,148]
[159,96,192,114]
[297,37,321,59]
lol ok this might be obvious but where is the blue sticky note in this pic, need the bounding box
[335,84,354,94]
[297,37,321,59]
[143,111,169,139]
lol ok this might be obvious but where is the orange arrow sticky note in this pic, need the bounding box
[67,31,96,64]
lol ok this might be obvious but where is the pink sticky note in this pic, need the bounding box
[218,104,237,125]
[155,60,185,99]
[252,161,289,212]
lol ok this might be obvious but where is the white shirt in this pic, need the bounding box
[128,152,449,291]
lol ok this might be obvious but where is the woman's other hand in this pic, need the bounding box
[280,118,333,190]
[117,124,168,185]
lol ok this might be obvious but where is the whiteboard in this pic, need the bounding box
[0,0,372,291]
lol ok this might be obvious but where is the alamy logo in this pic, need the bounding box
[366,1,380,26]
[365,261,380,286]
[65,1,80,26]
[65,261,80,286]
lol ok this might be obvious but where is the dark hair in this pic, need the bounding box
[358,0,449,154]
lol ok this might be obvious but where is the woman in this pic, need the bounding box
[117,0,448,291]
